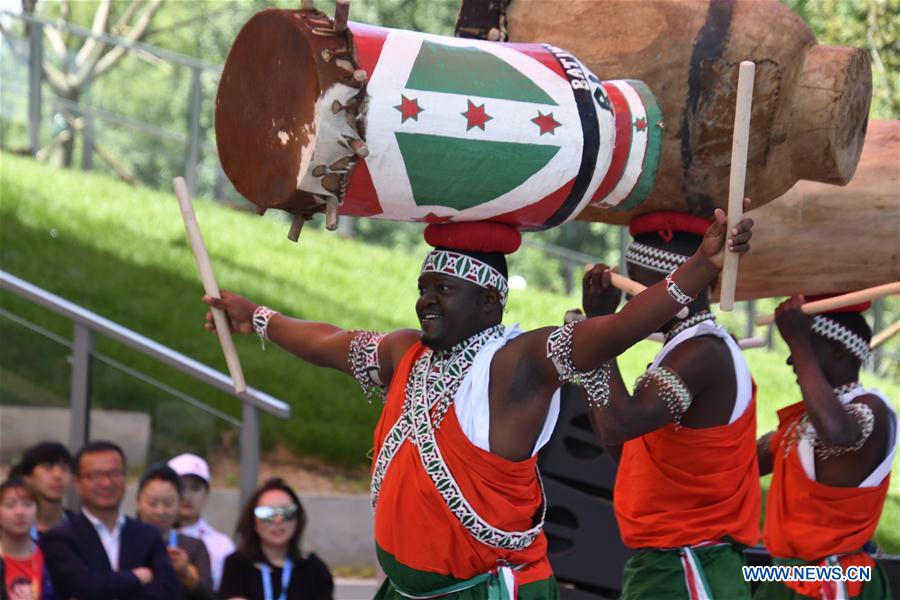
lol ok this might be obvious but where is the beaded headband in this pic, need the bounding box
[811,315,871,363]
[624,242,689,274]
[421,250,509,306]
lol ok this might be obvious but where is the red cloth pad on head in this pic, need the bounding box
[805,294,871,314]
[424,223,522,254]
[629,211,711,242]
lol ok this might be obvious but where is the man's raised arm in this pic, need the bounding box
[516,202,753,388]
[570,204,752,370]
[203,291,419,386]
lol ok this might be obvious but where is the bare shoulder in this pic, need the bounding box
[493,325,559,384]
[380,328,421,365]
[659,335,731,379]
[661,335,734,394]
[497,326,557,360]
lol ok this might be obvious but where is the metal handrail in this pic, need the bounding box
[1,10,223,72]
[0,270,289,418]
[1,269,289,503]
[2,81,219,154]
[0,307,242,427]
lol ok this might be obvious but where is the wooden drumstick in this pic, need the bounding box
[649,334,766,349]
[755,282,900,326]
[173,177,247,394]
[609,271,645,297]
[737,336,766,350]
[596,268,689,319]
[871,320,900,350]
[719,61,756,312]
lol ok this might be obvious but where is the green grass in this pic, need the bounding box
[1,152,898,549]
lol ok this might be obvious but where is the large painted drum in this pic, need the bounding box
[215,8,663,231]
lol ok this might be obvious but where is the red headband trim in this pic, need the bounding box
[806,294,871,314]
[629,211,712,242]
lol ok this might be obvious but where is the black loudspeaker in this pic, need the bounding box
[543,474,635,597]
[558,583,617,600]
[878,555,900,599]
[539,385,618,496]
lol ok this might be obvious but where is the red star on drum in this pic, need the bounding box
[531,111,561,135]
[461,100,492,131]
[395,95,424,123]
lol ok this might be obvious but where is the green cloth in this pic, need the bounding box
[621,544,752,599]
[374,545,559,600]
[753,559,891,600]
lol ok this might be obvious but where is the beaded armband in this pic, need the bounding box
[348,331,386,401]
[546,322,611,408]
[634,366,692,426]
[811,402,875,460]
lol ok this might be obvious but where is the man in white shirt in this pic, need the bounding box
[41,440,178,599]
[168,452,235,590]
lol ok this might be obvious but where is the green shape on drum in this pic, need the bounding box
[406,41,557,106]
[395,132,561,211]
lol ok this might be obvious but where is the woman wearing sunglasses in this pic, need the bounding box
[218,478,333,600]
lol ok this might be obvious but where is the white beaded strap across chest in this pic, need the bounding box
[370,325,546,551]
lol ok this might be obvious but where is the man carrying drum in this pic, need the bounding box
[202,211,752,599]
[580,210,761,600]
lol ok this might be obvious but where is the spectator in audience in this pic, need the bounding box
[169,453,235,591]
[136,464,215,600]
[218,478,333,600]
[40,441,178,599]
[0,477,55,599]
[16,442,74,534]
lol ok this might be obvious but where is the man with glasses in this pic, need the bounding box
[40,441,179,599]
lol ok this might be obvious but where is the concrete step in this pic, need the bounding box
[335,578,381,599]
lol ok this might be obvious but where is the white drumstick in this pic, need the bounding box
[173,177,247,394]
[756,282,900,326]
[719,61,755,312]
[871,320,900,350]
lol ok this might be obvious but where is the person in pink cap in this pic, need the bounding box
[168,453,234,591]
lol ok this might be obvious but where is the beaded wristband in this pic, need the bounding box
[665,272,694,305]
[251,305,278,350]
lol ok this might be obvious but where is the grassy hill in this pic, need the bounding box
[1,152,898,550]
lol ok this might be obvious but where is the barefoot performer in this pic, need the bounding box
[755,297,896,600]
[583,207,760,600]
[202,212,751,599]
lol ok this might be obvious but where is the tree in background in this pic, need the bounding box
[17,0,165,167]
[785,0,898,118]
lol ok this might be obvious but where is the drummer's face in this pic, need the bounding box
[417,272,488,350]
